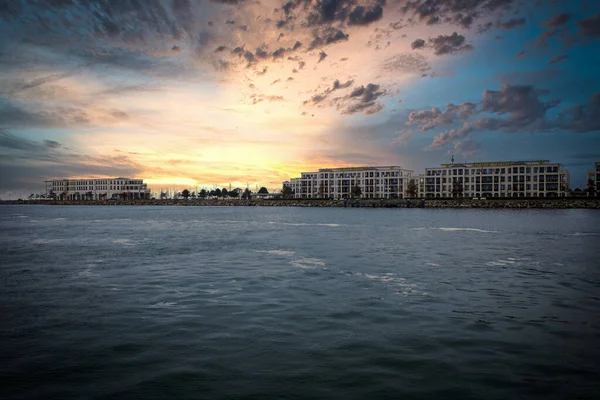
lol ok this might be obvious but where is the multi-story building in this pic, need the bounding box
[44,177,151,200]
[287,166,414,199]
[586,162,600,194]
[424,160,570,198]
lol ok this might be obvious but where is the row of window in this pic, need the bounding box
[426,183,561,192]
[426,166,561,176]
[301,171,409,179]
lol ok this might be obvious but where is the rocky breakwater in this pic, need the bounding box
[3,198,600,208]
[425,198,600,209]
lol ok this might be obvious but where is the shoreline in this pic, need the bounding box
[1,198,599,209]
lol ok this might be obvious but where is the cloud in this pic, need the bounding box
[44,140,62,149]
[557,92,600,133]
[0,131,144,191]
[545,13,571,28]
[479,84,559,130]
[171,45,182,53]
[429,32,473,55]
[303,0,386,28]
[399,84,587,151]
[516,50,526,58]
[336,83,387,115]
[407,102,477,131]
[578,14,600,38]
[347,4,384,26]
[318,51,328,63]
[308,27,349,50]
[401,0,518,29]
[411,39,426,49]
[249,94,285,105]
[303,79,354,106]
[495,18,526,30]
[453,139,481,156]
[548,55,568,65]
[425,122,473,150]
[381,53,429,74]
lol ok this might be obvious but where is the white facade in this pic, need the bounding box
[424,160,570,198]
[45,177,150,200]
[287,166,414,199]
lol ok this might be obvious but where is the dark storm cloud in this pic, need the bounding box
[255,46,269,59]
[428,32,473,55]
[347,4,384,26]
[411,39,426,49]
[545,13,571,28]
[578,14,600,38]
[0,131,144,190]
[558,92,600,133]
[399,84,596,151]
[479,84,559,130]
[335,83,387,115]
[308,27,349,50]
[305,0,385,27]
[495,18,526,30]
[453,13,477,29]
[401,0,517,28]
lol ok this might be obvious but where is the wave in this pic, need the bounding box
[290,257,326,269]
[149,302,178,309]
[437,227,498,233]
[565,232,600,236]
[256,250,296,256]
[112,239,136,246]
[266,222,343,227]
[31,238,63,244]
[352,272,422,296]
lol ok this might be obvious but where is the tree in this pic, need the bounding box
[242,188,252,199]
[258,187,269,194]
[406,179,418,198]
[199,189,207,199]
[281,185,294,198]
[190,191,197,199]
[587,179,596,197]
[215,188,222,197]
[351,185,362,198]
[451,181,464,198]
[160,191,167,200]
[221,188,228,197]
[229,189,239,198]
[181,189,190,199]
[317,182,325,198]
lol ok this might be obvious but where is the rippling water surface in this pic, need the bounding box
[1,205,599,399]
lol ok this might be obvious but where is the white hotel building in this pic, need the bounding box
[587,162,600,193]
[45,177,151,200]
[287,166,415,199]
[424,160,570,198]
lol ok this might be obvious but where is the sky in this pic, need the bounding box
[0,0,599,198]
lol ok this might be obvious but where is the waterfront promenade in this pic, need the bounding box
[2,198,600,209]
